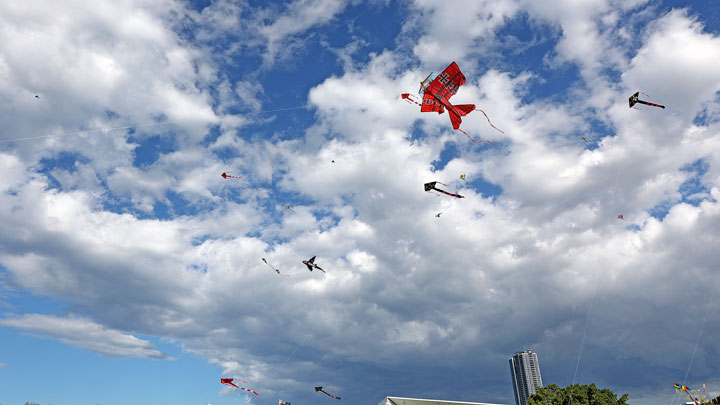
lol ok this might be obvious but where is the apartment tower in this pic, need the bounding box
[509,349,543,405]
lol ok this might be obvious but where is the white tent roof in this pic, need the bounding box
[380,396,508,405]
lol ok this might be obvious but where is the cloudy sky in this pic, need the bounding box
[1,1,720,404]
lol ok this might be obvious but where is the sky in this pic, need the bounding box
[1,1,720,404]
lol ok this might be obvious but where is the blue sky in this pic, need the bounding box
[1,1,720,404]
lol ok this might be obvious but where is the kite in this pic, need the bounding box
[425,181,464,198]
[303,256,325,273]
[34,95,39,99]
[221,378,259,396]
[581,137,588,142]
[436,213,442,218]
[401,61,502,144]
[460,174,468,183]
[674,383,700,405]
[280,401,291,405]
[262,258,284,275]
[315,386,341,400]
[221,172,242,179]
[285,205,296,213]
[629,91,665,109]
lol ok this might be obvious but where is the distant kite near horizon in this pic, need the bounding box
[285,205,296,213]
[221,172,242,179]
[402,61,501,144]
[315,386,341,400]
[674,383,700,405]
[221,378,259,396]
[425,181,464,198]
[629,91,665,109]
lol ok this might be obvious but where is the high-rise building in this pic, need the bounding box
[509,350,543,405]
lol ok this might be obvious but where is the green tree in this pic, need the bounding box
[528,383,629,405]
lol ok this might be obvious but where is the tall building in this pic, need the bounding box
[509,350,543,405]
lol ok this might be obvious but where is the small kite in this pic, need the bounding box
[436,213,442,218]
[280,401,291,405]
[285,205,296,213]
[617,214,628,223]
[460,174,468,183]
[262,258,285,275]
[629,91,665,109]
[315,386,341,400]
[34,95,39,99]
[425,181,464,198]
[221,172,242,179]
[221,378,259,396]
[402,61,502,144]
[674,383,700,405]
[581,137,588,142]
[303,256,325,273]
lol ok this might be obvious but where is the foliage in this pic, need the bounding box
[528,383,629,405]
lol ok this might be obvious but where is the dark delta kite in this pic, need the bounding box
[303,256,325,273]
[220,378,259,396]
[629,91,665,109]
[402,61,503,144]
[315,386,341,400]
[424,181,464,198]
[221,172,242,179]
[285,205,296,213]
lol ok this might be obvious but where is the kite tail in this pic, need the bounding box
[474,108,504,133]
[320,390,341,400]
[636,100,665,109]
[401,93,422,107]
[456,127,493,144]
[241,387,260,396]
[434,187,464,199]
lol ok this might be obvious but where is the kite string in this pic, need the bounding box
[572,161,621,384]
[572,292,595,385]
[0,105,308,144]
[679,265,720,396]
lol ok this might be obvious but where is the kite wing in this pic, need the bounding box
[308,256,316,265]
[426,61,466,103]
[420,92,445,113]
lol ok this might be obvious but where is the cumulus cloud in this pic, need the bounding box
[1,1,720,403]
[0,314,170,359]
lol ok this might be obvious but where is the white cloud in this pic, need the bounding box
[0,314,170,359]
[1,1,720,402]
[260,0,350,64]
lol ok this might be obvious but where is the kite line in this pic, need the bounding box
[674,268,720,405]
[0,106,308,144]
[573,162,622,384]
